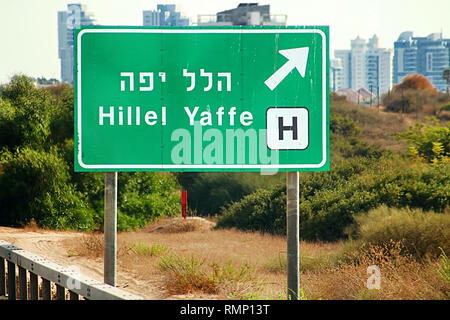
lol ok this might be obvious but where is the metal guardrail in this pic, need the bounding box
[0,240,143,300]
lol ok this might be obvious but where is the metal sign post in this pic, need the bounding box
[104,172,118,286]
[286,171,299,299]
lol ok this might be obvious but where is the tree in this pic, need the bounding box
[393,74,437,93]
[0,75,55,149]
[383,74,441,114]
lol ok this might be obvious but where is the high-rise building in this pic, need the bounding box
[393,31,450,92]
[350,36,367,91]
[197,3,286,26]
[143,4,189,26]
[366,35,392,96]
[58,4,95,84]
[330,58,344,92]
[334,35,392,95]
[334,50,351,90]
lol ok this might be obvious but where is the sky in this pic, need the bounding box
[0,0,449,84]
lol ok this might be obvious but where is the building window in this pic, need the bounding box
[426,52,433,72]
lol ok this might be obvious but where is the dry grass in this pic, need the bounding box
[302,240,449,300]
[68,218,449,300]
[69,219,286,298]
[74,232,104,258]
[157,252,262,297]
[331,102,411,153]
[145,217,215,234]
[22,218,41,232]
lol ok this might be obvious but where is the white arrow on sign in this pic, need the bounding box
[264,47,309,91]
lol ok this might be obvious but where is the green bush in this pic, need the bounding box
[330,134,385,162]
[0,98,21,148]
[330,112,361,137]
[301,161,449,241]
[329,111,385,162]
[216,159,450,241]
[0,76,183,231]
[350,205,450,260]
[397,117,450,164]
[0,147,95,230]
[215,187,286,234]
[117,172,181,230]
[176,172,284,216]
[47,83,75,144]
[0,75,55,149]
[383,88,435,114]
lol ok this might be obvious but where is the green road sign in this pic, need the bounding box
[75,27,329,172]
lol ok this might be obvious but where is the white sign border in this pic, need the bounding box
[76,28,328,170]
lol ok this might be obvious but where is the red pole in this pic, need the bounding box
[181,190,187,220]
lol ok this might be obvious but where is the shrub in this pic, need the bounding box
[176,172,284,216]
[330,112,361,137]
[0,75,55,149]
[47,84,75,144]
[350,206,450,260]
[217,159,450,241]
[0,147,94,230]
[393,74,437,93]
[216,187,286,235]
[158,253,218,294]
[397,117,450,164]
[0,75,182,232]
[117,172,181,230]
[300,160,449,241]
[383,88,440,114]
[158,252,259,295]
[380,74,450,115]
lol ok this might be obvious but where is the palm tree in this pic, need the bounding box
[443,68,450,94]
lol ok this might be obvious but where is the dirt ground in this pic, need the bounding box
[0,217,287,300]
[0,225,163,299]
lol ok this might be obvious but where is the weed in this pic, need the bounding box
[157,252,262,297]
[130,242,151,255]
[129,241,169,257]
[436,247,450,283]
[150,242,169,257]
[158,253,217,294]
[263,252,286,273]
[77,233,103,258]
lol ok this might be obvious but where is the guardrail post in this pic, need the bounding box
[42,278,51,300]
[18,266,27,300]
[69,290,79,300]
[56,284,65,300]
[0,257,5,296]
[29,272,38,300]
[7,261,16,300]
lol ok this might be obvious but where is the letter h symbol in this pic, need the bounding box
[278,116,298,140]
